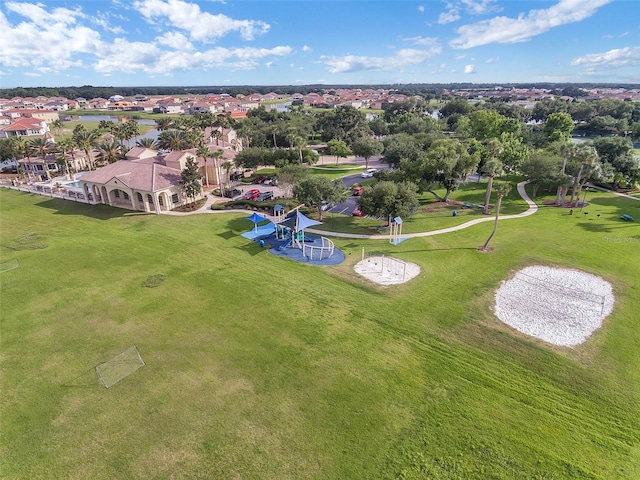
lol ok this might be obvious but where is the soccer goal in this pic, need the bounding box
[95,345,145,388]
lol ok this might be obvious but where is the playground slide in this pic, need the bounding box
[279,238,292,250]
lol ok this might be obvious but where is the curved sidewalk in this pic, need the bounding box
[306,180,538,240]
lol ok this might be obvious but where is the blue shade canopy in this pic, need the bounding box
[245,212,269,224]
[282,210,321,232]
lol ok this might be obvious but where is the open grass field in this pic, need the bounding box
[1,186,639,479]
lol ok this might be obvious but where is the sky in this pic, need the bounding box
[0,0,638,88]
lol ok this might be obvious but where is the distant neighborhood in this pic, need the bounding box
[2,84,640,138]
[1,83,638,215]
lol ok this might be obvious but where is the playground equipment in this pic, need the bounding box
[359,249,410,282]
[390,216,403,245]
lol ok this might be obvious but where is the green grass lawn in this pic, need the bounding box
[316,179,530,235]
[1,187,639,479]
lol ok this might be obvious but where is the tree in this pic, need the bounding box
[293,176,347,220]
[29,136,53,180]
[480,182,512,252]
[211,148,225,195]
[358,181,419,220]
[566,145,600,206]
[155,117,175,131]
[51,119,64,137]
[196,145,211,187]
[520,149,560,197]
[72,128,99,170]
[351,136,384,169]
[234,147,271,173]
[327,139,351,165]
[54,138,76,177]
[157,129,189,151]
[136,137,157,149]
[95,139,123,165]
[317,105,370,144]
[277,164,310,198]
[416,137,477,202]
[543,112,574,143]
[179,156,202,206]
[481,139,504,214]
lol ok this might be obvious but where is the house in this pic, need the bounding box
[0,117,50,139]
[77,153,198,214]
[154,102,183,114]
[88,98,110,109]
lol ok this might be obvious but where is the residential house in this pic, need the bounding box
[77,150,199,214]
[0,117,50,139]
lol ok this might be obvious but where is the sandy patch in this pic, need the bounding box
[354,256,421,285]
[494,266,615,347]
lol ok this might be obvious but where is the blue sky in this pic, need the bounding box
[0,0,638,88]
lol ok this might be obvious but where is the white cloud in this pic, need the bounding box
[93,42,292,74]
[461,0,500,15]
[0,3,103,71]
[132,0,270,42]
[0,1,292,77]
[484,57,499,63]
[571,46,640,70]
[302,45,312,52]
[464,64,475,73]
[93,11,126,34]
[418,5,425,13]
[156,32,194,50]
[403,36,439,47]
[322,47,441,74]
[451,0,613,49]
[438,3,460,24]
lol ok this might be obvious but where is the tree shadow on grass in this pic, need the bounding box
[35,197,149,220]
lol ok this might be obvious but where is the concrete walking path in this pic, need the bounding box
[306,180,538,240]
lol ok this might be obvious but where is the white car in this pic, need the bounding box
[361,168,378,178]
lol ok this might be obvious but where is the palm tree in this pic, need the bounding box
[136,137,158,149]
[155,117,174,131]
[222,161,233,184]
[157,129,188,151]
[480,183,512,251]
[211,149,225,196]
[55,138,76,178]
[8,136,32,182]
[95,139,123,165]
[482,155,504,215]
[482,157,504,214]
[568,145,599,206]
[196,145,211,187]
[29,136,53,180]
[72,129,99,170]
[51,119,64,137]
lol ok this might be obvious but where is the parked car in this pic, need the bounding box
[243,188,261,200]
[255,175,270,184]
[256,191,274,201]
[229,172,243,182]
[361,168,378,178]
[223,188,242,198]
[320,201,333,211]
[352,186,363,196]
[352,209,364,217]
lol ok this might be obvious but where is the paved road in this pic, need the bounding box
[326,156,388,216]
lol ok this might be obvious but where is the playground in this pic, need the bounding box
[241,207,345,266]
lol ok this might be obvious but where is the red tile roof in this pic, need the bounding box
[79,160,181,192]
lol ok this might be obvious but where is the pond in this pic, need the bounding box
[67,115,159,142]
